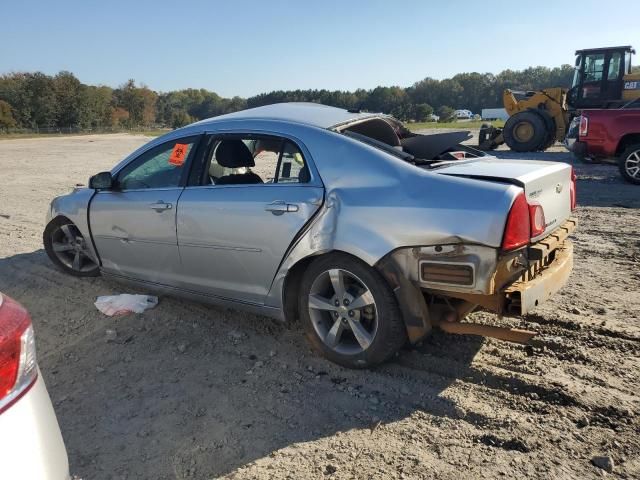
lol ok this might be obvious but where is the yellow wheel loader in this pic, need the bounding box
[479,46,640,152]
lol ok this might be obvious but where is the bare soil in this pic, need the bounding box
[0,133,638,480]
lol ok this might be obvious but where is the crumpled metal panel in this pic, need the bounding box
[47,187,100,264]
[263,124,520,309]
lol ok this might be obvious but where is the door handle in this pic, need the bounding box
[265,201,299,215]
[149,201,173,212]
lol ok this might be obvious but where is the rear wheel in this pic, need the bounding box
[298,253,406,368]
[44,218,100,276]
[503,111,548,152]
[619,144,640,185]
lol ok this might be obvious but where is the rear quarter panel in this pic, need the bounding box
[265,129,520,308]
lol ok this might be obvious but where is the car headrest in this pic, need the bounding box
[298,166,311,183]
[215,140,255,168]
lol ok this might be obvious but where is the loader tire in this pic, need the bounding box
[503,111,547,152]
[535,108,557,150]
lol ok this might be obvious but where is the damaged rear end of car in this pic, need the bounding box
[330,116,578,345]
[431,158,577,318]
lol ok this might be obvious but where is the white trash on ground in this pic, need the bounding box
[94,294,158,316]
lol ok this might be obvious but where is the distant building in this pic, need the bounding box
[481,108,509,121]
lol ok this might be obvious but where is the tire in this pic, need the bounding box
[536,109,557,150]
[478,124,501,151]
[618,144,640,185]
[503,111,548,152]
[44,218,100,277]
[298,253,406,368]
[478,123,492,145]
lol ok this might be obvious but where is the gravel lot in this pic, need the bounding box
[0,133,638,479]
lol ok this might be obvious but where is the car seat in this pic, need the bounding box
[214,140,263,185]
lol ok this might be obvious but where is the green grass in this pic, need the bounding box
[138,129,170,137]
[407,119,504,131]
[0,128,171,141]
[0,132,91,140]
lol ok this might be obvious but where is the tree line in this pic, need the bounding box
[0,65,576,131]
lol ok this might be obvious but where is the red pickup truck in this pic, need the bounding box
[568,107,640,184]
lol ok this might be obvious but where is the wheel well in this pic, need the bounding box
[281,250,373,323]
[45,215,73,232]
[616,133,640,156]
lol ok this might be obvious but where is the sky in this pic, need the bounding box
[1,0,637,98]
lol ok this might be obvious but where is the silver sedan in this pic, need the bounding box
[44,103,576,367]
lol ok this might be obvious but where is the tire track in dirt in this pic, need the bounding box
[390,336,638,435]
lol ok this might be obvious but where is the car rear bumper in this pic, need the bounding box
[376,218,576,342]
[414,218,576,316]
[0,371,69,480]
[503,239,573,315]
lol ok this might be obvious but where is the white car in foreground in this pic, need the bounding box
[0,292,69,480]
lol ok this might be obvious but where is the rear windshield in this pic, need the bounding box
[339,117,487,164]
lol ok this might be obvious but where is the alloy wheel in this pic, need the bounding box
[50,223,98,273]
[624,150,640,180]
[307,268,378,355]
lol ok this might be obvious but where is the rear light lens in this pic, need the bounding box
[578,116,588,137]
[529,202,546,237]
[502,192,531,251]
[570,167,577,211]
[0,294,37,414]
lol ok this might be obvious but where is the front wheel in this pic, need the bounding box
[298,253,406,368]
[619,144,640,185]
[503,111,548,152]
[44,218,100,276]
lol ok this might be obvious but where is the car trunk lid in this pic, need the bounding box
[433,158,573,241]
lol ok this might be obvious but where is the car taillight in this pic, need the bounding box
[578,116,588,137]
[0,294,37,414]
[502,192,531,251]
[570,167,577,211]
[529,202,546,237]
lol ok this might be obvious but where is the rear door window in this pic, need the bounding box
[194,135,310,186]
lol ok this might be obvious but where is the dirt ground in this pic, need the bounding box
[0,133,638,480]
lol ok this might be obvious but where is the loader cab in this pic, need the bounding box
[568,46,635,109]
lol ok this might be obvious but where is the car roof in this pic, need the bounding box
[575,45,634,55]
[193,102,382,130]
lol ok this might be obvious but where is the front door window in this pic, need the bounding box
[117,137,198,190]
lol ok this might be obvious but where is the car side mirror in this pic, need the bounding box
[89,171,114,190]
